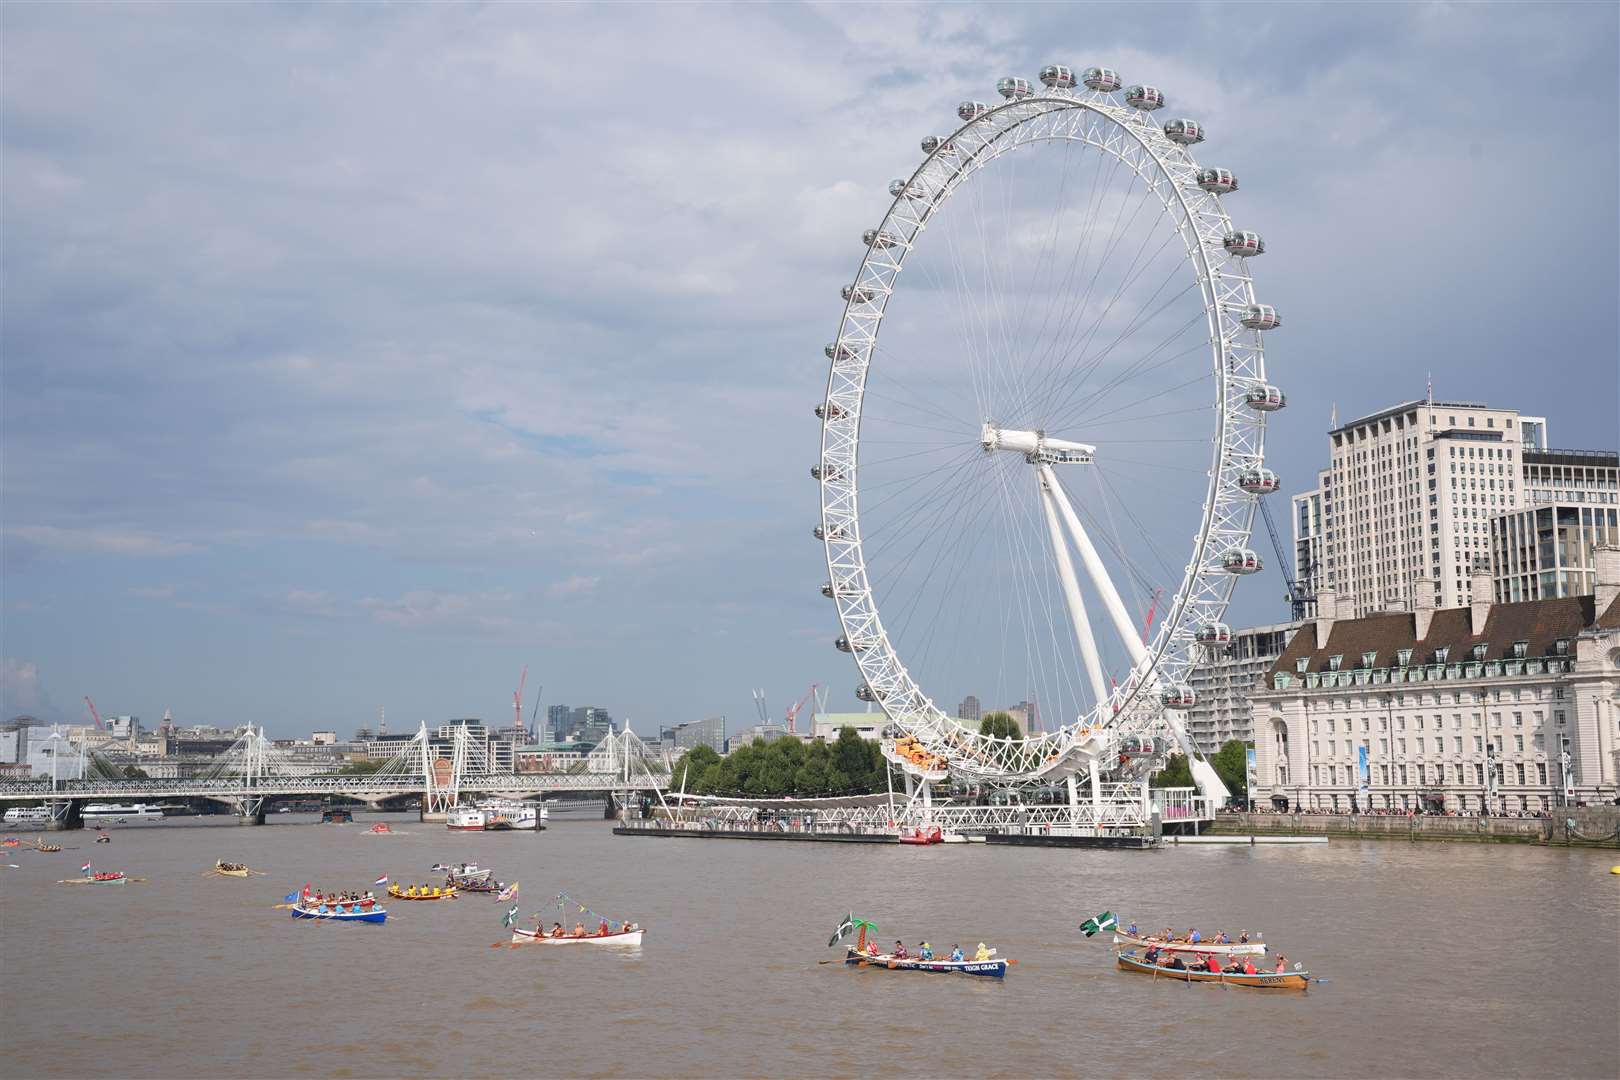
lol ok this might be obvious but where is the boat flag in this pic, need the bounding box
[502,903,519,928]
[284,891,298,903]
[81,862,92,874]
[374,874,388,887]
[828,912,855,948]
[1080,911,1118,937]
[497,881,519,901]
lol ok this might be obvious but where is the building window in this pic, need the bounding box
[1514,735,1524,753]
[1511,641,1528,660]
[1537,762,1547,784]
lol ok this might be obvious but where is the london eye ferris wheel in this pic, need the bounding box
[815,65,1287,791]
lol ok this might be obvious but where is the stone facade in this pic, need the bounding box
[1251,555,1620,813]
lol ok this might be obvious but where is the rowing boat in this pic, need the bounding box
[1115,952,1309,989]
[510,926,644,946]
[844,948,1008,978]
[387,884,456,900]
[213,861,251,877]
[57,875,140,886]
[291,903,387,923]
[1111,932,1266,955]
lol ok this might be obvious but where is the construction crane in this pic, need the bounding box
[751,689,769,726]
[784,683,819,735]
[83,696,105,730]
[512,667,528,735]
[1257,498,1316,621]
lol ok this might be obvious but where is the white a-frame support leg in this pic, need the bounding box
[1041,465,1149,667]
[1038,469,1109,707]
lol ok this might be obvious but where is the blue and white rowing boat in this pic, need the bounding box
[844,948,1008,978]
[290,902,387,924]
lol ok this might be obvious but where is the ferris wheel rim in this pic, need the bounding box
[818,84,1272,780]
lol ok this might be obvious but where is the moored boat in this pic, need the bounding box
[1111,931,1266,955]
[291,902,387,923]
[898,825,943,845]
[1115,951,1309,989]
[844,948,1007,978]
[510,925,644,946]
[367,823,394,834]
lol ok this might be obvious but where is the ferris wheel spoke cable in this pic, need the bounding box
[1027,196,1182,419]
[1009,147,1122,418]
[995,453,1072,719]
[1064,363,1210,431]
[1043,300,1206,434]
[1021,230,1190,427]
[859,446,983,548]
[1095,462,1180,584]
[897,477,1006,681]
[1013,168,1162,417]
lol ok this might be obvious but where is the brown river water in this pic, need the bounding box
[1,813,1615,1079]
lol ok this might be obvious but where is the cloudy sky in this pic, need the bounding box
[3,2,1615,738]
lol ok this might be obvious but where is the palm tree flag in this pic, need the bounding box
[1079,911,1118,937]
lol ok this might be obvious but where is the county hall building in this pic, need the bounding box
[1250,548,1620,813]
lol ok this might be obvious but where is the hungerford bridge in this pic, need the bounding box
[0,723,669,829]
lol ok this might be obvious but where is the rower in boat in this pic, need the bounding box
[950,945,963,962]
[974,943,991,961]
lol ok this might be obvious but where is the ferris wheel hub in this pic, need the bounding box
[980,423,1095,465]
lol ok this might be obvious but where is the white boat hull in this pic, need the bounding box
[1111,932,1266,955]
[511,927,644,946]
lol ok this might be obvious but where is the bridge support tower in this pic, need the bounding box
[44,798,83,832]
[235,794,267,826]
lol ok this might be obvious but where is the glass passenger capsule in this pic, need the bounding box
[841,283,877,303]
[1160,684,1198,709]
[824,342,856,361]
[1221,547,1263,575]
[821,581,835,598]
[1195,621,1233,646]
[835,636,873,653]
[1162,118,1203,145]
[1039,64,1076,88]
[862,228,900,250]
[957,100,991,122]
[814,402,847,420]
[855,684,885,702]
[1238,467,1280,495]
[1082,67,1122,92]
[1240,304,1281,331]
[888,178,926,199]
[996,76,1033,99]
[920,135,956,155]
[1118,735,1162,756]
[1124,85,1165,110]
[1197,168,1238,194]
[1243,384,1286,412]
[813,523,846,541]
[810,464,843,482]
[1223,231,1265,257]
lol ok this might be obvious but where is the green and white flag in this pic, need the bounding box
[828,912,855,948]
[1080,910,1118,937]
[502,903,519,928]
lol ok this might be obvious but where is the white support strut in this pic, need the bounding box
[1037,469,1109,708]
[1041,464,1150,668]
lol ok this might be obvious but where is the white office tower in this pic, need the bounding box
[1291,398,1548,617]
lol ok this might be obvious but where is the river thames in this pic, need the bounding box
[1,815,1615,1078]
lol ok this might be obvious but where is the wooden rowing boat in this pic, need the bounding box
[387,884,457,900]
[1115,952,1309,989]
[213,861,251,877]
[844,948,1007,978]
[510,926,645,946]
[1111,932,1266,955]
[57,875,141,886]
[291,903,387,923]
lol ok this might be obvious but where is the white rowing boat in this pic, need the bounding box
[511,926,644,946]
[1111,931,1266,955]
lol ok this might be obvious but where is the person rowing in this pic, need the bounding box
[1274,955,1288,974]
[892,940,908,959]
[550,922,565,938]
[918,942,934,961]
[1125,921,1139,937]
[1144,944,1161,964]
[950,944,963,962]
[974,942,991,961]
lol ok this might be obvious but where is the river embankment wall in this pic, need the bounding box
[1210,808,1620,847]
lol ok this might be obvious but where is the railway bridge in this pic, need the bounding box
[0,723,667,829]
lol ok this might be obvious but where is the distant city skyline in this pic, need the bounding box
[3,3,1615,738]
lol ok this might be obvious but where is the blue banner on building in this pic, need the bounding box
[1357,744,1370,793]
